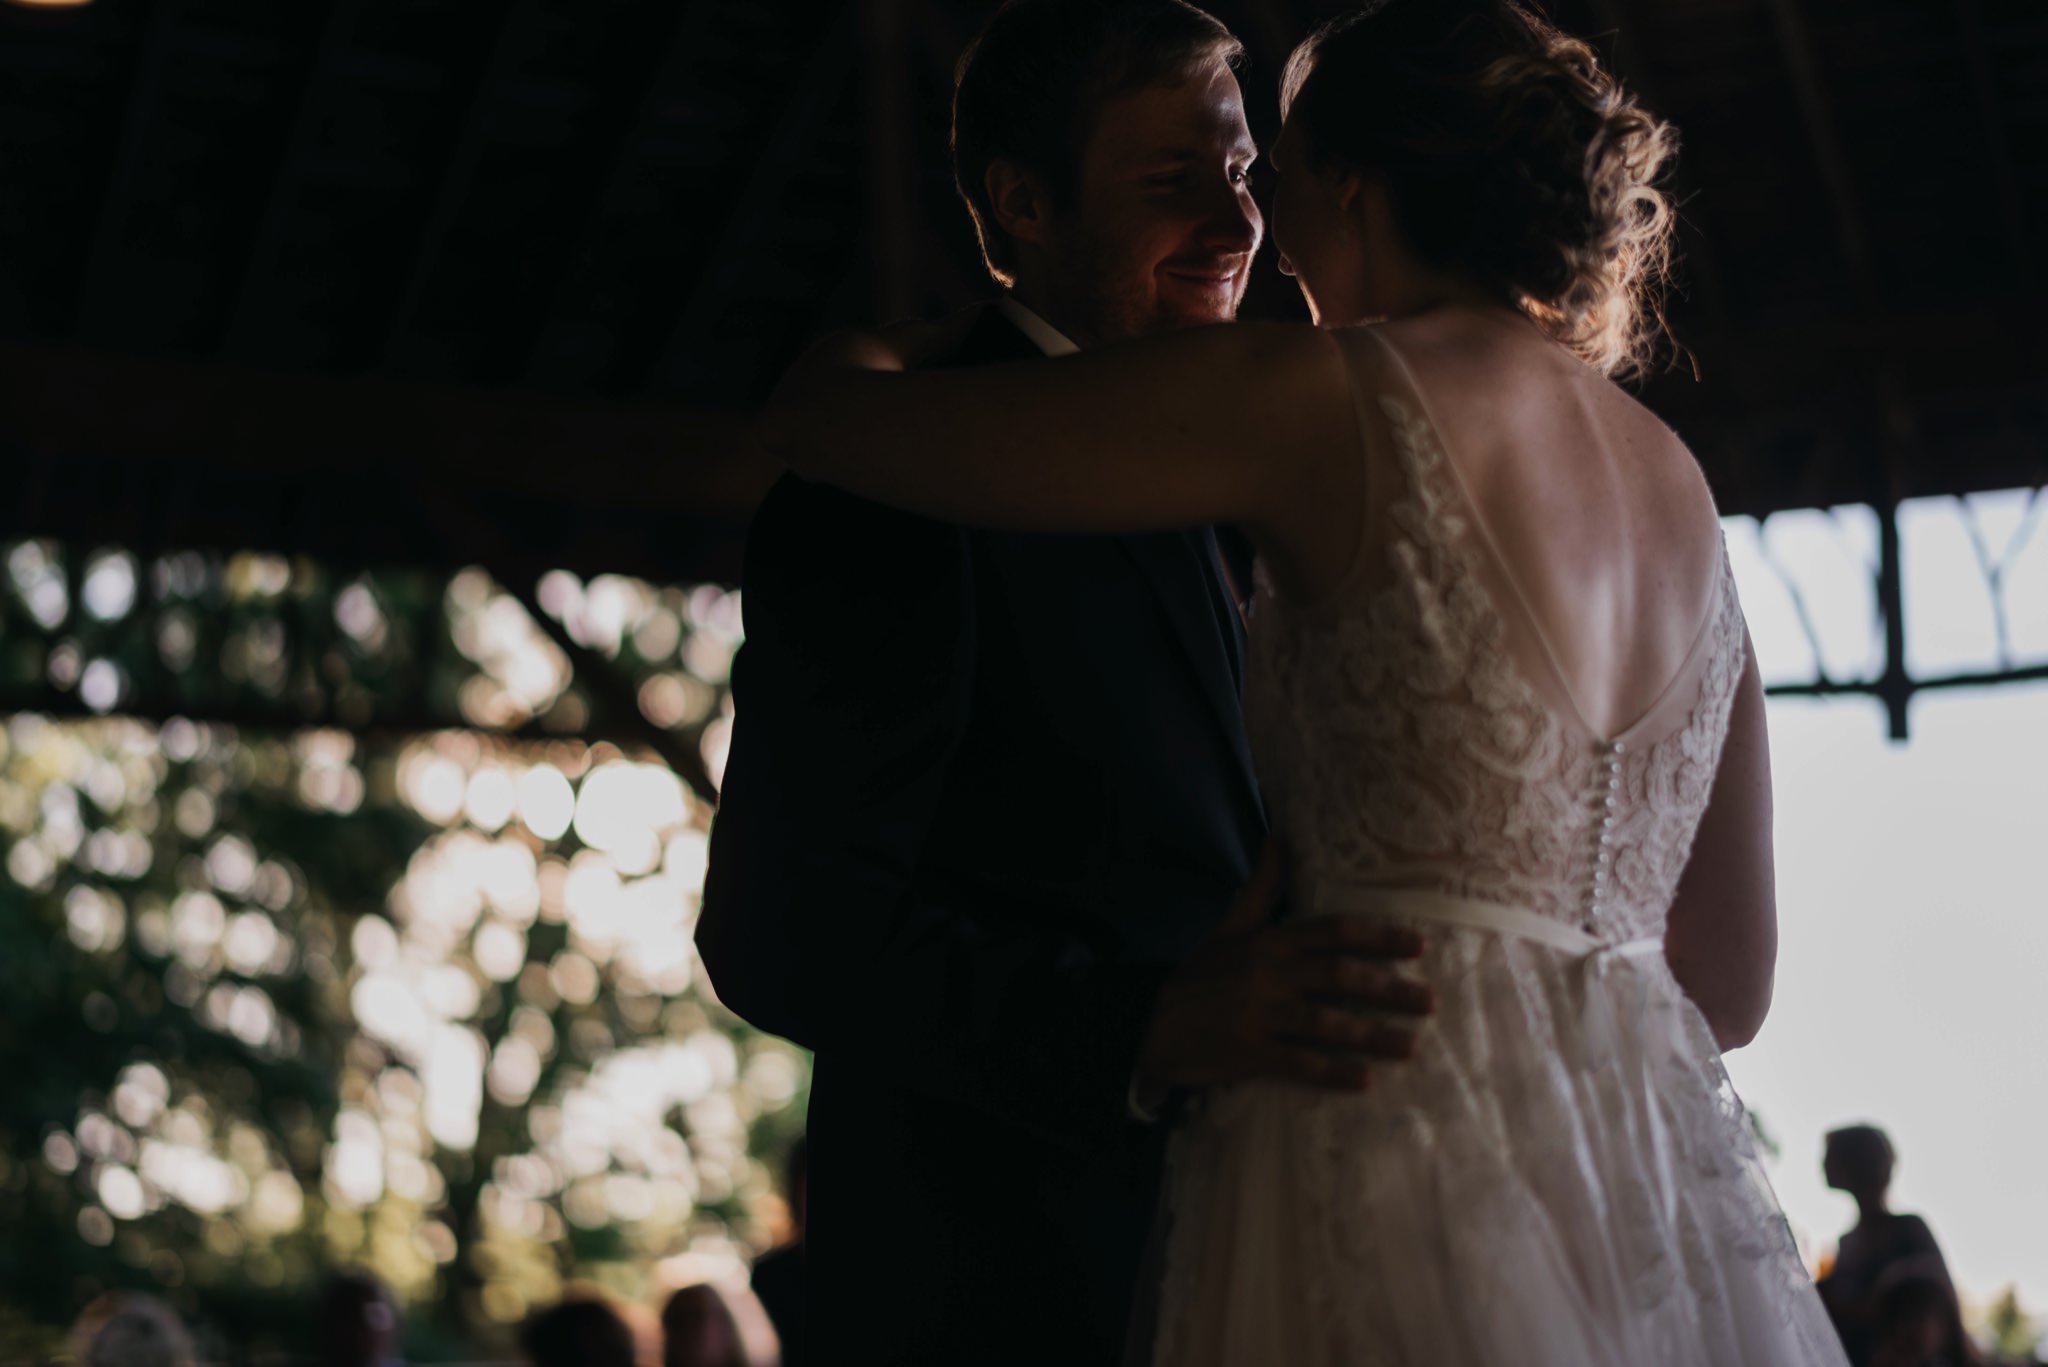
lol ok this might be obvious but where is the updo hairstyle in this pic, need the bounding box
[1283,0,1679,378]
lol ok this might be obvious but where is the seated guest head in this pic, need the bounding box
[315,1267,402,1366]
[70,1292,197,1367]
[519,1294,639,1367]
[660,1281,780,1367]
[1824,1123,1897,1204]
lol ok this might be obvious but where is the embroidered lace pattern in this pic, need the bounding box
[1243,388,1745,944]
[1143,328,1847,1367]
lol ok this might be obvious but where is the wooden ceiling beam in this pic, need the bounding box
[375,0,543,374]
[645,5,860,394]
[1952,0,2032,289]
[517,0,722,388]
[1763,0,1875,302]
[215,0,370,359]
[68,0,184,341]
[0,338,773,520]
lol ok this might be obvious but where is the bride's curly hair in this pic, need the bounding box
[1282,0,1678,379]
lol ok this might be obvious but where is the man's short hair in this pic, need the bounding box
[1825,1123,1897,1184]
[951,0,1244,285]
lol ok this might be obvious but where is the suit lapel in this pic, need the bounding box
[965,307,1264,818]
[1116,531,1262,811]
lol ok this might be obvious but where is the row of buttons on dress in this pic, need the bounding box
[1582,738,1624,933]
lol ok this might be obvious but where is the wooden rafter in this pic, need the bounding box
[0,338,773,582]
[645,5,861,393]
[215,0,370,358]
[519,0,723,387]
[1951,0,2031,287]
[68,0,184,341]
[1763,0,1873,299]
[375,0,542,373]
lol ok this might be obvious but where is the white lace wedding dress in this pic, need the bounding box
[1146,328,1849,1366]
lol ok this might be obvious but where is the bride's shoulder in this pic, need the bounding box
[1347,308,1499,355]
[1332,312,1527,396]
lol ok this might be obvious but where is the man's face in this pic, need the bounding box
[1040,61,1263,342]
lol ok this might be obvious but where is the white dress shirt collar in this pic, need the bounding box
[996,297,1081,357]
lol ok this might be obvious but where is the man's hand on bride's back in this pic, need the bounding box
[1134,843,1434,1102]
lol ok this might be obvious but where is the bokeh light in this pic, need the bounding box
[1,544,796,1357]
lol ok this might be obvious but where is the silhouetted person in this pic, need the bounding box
[520,1295,637,1367]
[660,1282,780,1367]
[1820,1124,1956,1365]
[1869,1274,1981,1367]
[747,1136,805,1365]
[315,1267,405,1367]
[69,1292,197,1367]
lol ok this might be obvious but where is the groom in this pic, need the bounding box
[699,2,1431,1361]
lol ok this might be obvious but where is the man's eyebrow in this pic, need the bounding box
[1136,145,1262,164]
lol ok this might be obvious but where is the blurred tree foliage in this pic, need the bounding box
[1983,1284,2044,1362]
[0,541,805,1361]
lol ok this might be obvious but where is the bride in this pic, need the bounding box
[767,2,1848,1363]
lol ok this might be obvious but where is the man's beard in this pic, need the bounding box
[1058,240,1239,343]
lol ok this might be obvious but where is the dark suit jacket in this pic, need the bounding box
[697,310,1265,1365]
[750,1241,806,1367]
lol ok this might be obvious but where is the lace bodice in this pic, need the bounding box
[1245,328,1747,945]
[1148,330,1848,1367]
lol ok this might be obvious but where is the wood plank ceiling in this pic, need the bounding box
[1,0,2042,583]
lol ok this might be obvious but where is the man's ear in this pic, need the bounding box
[985,159,1053,249]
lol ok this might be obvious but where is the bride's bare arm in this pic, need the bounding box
[770,321,1350,544]
[1664,637,1778,1051]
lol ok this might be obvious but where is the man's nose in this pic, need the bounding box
[1196,175,1262,256]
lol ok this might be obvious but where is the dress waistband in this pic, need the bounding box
[1308,883,1664,962]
